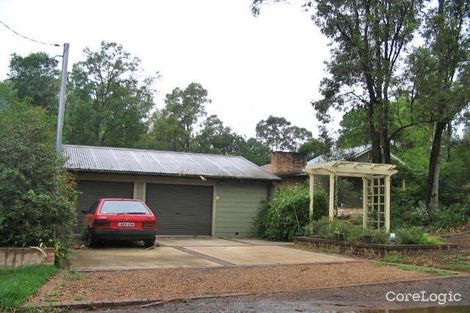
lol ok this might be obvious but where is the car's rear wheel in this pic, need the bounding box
[143,237,155,248]
[85,231,98,248]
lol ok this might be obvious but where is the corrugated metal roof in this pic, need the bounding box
[63,145,280,181]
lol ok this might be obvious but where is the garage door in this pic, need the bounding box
[146,184,213,235]
[75,180,134,233]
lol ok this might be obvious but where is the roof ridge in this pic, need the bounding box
[63,144,243,159]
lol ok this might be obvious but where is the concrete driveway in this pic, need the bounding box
[71,238,354,271]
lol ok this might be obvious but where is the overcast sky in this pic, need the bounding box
[0,0,336,138]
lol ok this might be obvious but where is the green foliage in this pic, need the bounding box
[0,103,76,265]
[231,137,270,165]
[255,115,311,152]
[66,41,155,147]
[194,115,238,154]
[311,188,328,221]
[255,184,325,241]
[148,83,208,151]
[394,226,443,245]
[309,217,388,243]
[382,254,412,264]
[0,265,58,309]
[337,108,369,149]
[7,52,59,112]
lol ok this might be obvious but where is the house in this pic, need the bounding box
[63,145,279,237]
[307,144,405,166]
[262,145,405,216]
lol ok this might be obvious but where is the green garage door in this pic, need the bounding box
[75,180,134,233]
[146,184,213,235]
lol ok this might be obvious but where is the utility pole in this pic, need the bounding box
[56,43,70,153]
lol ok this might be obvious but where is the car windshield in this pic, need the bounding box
[100,200,149,214]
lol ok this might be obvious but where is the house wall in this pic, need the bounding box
[214,180,269,237]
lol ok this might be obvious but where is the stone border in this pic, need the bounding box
[294,236,458,257]
[0,247,55,268]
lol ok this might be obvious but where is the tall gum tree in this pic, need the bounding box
[65,42,156,147]
[413,0,470,214]
[253,0,423,163]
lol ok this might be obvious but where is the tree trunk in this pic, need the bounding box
[425,120,446,218]
[367,101,383,163]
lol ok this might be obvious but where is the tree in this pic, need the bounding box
[410,0,470,214]
[255,115,312,151]
[7,52,59,112]
[337,108,369,149]
[65,42,155,147]
[253,0,423,163]
[299,126,333,159]
[195,115,238,154]
[148,83,209,151]
[0,102,76,265]
[233,137,271,165]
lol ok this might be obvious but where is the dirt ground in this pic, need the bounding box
[28,261,440,307]
[72,276,470,313]
[386,231,470,272]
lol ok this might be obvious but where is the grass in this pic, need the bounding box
[64,270,85,281]
[0,265,58,309]
[374,261,457,276]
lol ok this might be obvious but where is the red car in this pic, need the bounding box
[82,198,157,248]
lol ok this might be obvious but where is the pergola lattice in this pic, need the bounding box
[304,161,397,231]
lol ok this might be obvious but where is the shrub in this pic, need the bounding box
[311,188,328,220]
[254,184,327,241]
[0,104,77,266]
[264,184,309,241]
[395,226,442,245]
[309,217,388,243]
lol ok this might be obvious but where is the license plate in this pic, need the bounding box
[118,222,134,227]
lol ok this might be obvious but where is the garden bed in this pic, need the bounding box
[294,236,458,258]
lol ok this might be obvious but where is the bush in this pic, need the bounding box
[254,184,327,241]
[395,226,443,245]
[311,188,328,220]
[0,103,77,266]
[309,217,388,243]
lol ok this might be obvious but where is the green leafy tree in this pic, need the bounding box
[233,137,271,165]
[149,83,208,151]
[195,115,238,154]
[253,0,423,163]
[7,52,59,112]
[0,102,76,265]
[411,0,470,214]
[255,115,312,151]
[65,42,155,147]
[337,108,369,149]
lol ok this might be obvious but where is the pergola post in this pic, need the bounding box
[309,174,315,222]
[385,175,391,231]
[329,174,335,220]
[362,177,368,229]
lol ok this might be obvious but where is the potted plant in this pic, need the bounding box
[361,228,374,244]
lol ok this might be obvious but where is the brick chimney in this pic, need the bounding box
[270,151,307,175]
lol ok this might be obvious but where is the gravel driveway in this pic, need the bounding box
[28,261,441,308]
[71,276,470,313]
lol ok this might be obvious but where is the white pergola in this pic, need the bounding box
[304,161,398,231]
